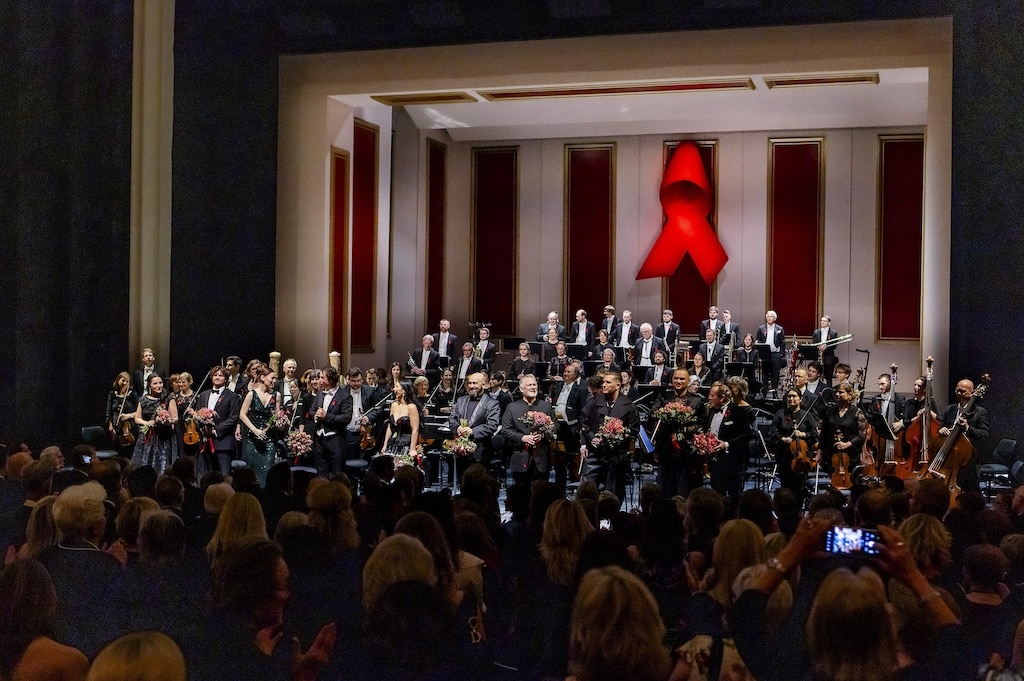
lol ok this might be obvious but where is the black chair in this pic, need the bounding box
[980,438,1018,498]
[80,425,119,460]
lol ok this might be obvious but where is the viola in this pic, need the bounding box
[831,432,852,490]
[118,418,136,447]
[183,418,200,446]
[360,422,377,451]
[790,436,814,474]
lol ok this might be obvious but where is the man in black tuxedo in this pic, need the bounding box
[864,372,905,465]
[452,342,484,384]
[613,310,639,349]
[720,309,741,347]
[535,311,566,342]
[580,371,638,504]
[193,365,242,474]
[225,356,248,394]
[568,308,596,347]
[698,327,727,382]
[600,305,621,337]
[275,358,300,411]
[432,318,458,362]
[409,335,440,385]
[475,327,497,371]
[132,347,165,396]
[342,368,382,459]
[804,362,834,405]
[653,368,704,497]
[633,323,668,370]
[501,374,554,486]
[699,306,724,340]
[551,362,588,488]
[653,309,681,350]
[448,372,501,477]
[704,381,754,499]
[755,310,785,395]
[812,315,840,384]
[939,378,991,493]
[313,366,353,477]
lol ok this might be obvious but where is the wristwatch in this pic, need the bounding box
[766,557,788,574]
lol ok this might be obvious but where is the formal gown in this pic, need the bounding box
[132,395,180,473]
[385,414,412,454]
[243,392,277,486]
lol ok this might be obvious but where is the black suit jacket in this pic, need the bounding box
[452,356,485,381]
[581,393,638,458]
[755,324,785,352]
[410,349,440,380]
[653,321,680,348]
[432,332,459,359]
[612,322,640,347]
[568,320,596,346]
[196,388,242,452]
[132,366,165,396]
[633,336,669,366]
[941,402,990,450]
[866,392,905,437]
[812,328,839,358]
[475,340,497,367]
[502,398,555,474]
[315,388,354,436]
[720,322,741,345]
[536,323,566,342]
[705,404,754,475]
[600,315,621,336]
[698,341,727,378]
[551,380,588,426]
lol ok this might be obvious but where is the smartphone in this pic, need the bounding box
[82,455,92,464]
[824,526,881,555]
[599,518,612,530]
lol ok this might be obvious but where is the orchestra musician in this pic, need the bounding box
[569,309,596,347]
[690,352,711,388]
[453,342,485,385]
[703,380,754,499]
[541,328,562,362]
[589,328,614,360]
[620,369,641,402]
[598,348,620,375]
[613,310,639,349]
[653,309,680,349]
[865,373,906,455]
[938,378,990,493]
[275,359,299,411]
[193,365,241,474]
[698,327,726,383]
[644,350,670,387]
[734,333,761,394]
[432,319,458,361]
[311,366,353,478]
[804,362,834,404]
[501,374,555,486]
[535,311,565,342]
[132,347,165,397]
[633,323,668,369]
[508,342,536,380]
[551,362,588,488]
[720,309,741,346]
[549,342,572,386]
[812,315,840,384]
[599,305,620,337]
[816,381,865,472]
[106,371,138,456]
[225,356,246,394]
[902,375,937,424]
[699,306,724,340]
[427,368,457,416]
[448,372,501,477]
[409,335,440,384]
[755,310,785,396]
[652,367,703,497]
[475,326,497,370]
[770,388,819,498]
[580,371,638,504]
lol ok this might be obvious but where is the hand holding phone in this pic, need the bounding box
[824,526,881,555]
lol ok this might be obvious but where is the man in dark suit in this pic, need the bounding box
[551,362,588,488]
[275,358,300,411]
[653,368,704,497]
[699,306,724,340]
[342,368,382,459]
[409,335,440,385]
[613,310,640,349]
[225,355,248,394]
[653,309,681,350]
[704,381,754,499]
[600,305,621,337]
[698,327,727,382]
[568,308,596,347]
[633,323,668,370]
[720,309,741,347]
[580,371,638,504]
[474,326,497,370]
[501,374,554,486]
[939,378,991,493]
[312,365,353,476]
[452,342,485,384]
[535,311,566,342]
[755,310,785,395]
[132,347,165,396]
[192,365,242,474]
[864,371,905,465]
[449,372,501,476]
[812,315,840,384]
[432,318,458,362]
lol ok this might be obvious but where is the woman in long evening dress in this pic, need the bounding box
[239,365,281,486]
[132,374,180,473]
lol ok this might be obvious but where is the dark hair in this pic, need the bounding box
[171,456,197,484]
[212,539,284,616]
[363,581,456,677]
[140,510,186,562]
[322,365,341,387]
[0,559,58,677]
[155,475,185,507]
[347,367,363,379]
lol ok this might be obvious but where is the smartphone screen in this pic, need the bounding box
[599,518,611,530]
[824,526,881,555]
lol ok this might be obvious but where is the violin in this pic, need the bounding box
[360,421,377,452]
[118,417,136,447]
[831,431,852,490]
[183,418,200,446]
[790,435,814,474]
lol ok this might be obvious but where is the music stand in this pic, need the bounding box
[565,343,587,360]
[797,344,818,361]
[503,336,525,353]
[527,341,544,357]
[864,409,898,441]
[582,360,602,377]
[612,346,628,364]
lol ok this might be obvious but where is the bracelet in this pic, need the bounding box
[918,589,941,606]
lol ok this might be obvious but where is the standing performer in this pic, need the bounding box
[580,371,638,504]
[311,366,353,479]
[106,371,138,458]
[132,374,180,472]
[817,382,865,479]
[755,310,785,396]
[652,368,703,497]
[704,381,754,499]
[812,315,840,384]
[551,363,588,488]
[380,380,421,475]
[502,374,555,486]
[238,365,282,486]
[448,372,501,479]
[770,388,818,498]
[938,378,990,493]
[193,366,241,475]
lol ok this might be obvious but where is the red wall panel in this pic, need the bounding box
[426,140,447,331]
[565,144,614,320]
[329,149,349,354]
[472,147,518,335]
[351,120,378,352]
[878,136,924,340]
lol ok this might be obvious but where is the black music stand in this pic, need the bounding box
[565,343,587,360]
[503,336,525,353]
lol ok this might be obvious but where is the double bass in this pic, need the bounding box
[896,356,939,479]
[864,363,899,479]
[920,373,991,505]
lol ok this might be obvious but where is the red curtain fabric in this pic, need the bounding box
[329,149,350,354]
[351,121,378,352]
[426,140,447,331]
[565,145,614,320]
[472,148,518,335]
[878,137,924,340]
[768,140,822,333]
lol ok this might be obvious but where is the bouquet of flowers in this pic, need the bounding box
[266,408,291,433]
[444,419,478,458]
[692,432,721,459]
[393,444,425,472]
[286,430,313,460]
[153,407,174,432]
[193,407,217,430]
[652,402,700,448]
[594,416,630,450]
[519,410,556,440]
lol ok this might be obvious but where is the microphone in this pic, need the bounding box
[855,348,870,353]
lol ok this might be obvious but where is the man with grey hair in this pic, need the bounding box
[633,322,668,368]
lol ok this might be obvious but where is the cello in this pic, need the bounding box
[897,357,939,480]
[920,374,991,506]
[866,363,899,479]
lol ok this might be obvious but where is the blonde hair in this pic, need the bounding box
[808,568,897,681]
[540,499,593,587]
[899,513,952,574]
[206,492,268,563]
[569,566,671,681]
[17,496,58,560]
[362,534,437,609]
[52,481,107,542]
[87,631,185,681]
[706,518,765,607]
[307,481,358,553]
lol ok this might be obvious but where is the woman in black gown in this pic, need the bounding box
[106,371,138,458]
[817,381,864,473]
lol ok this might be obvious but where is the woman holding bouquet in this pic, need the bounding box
[238,365,282,486]
[132,374,180,472]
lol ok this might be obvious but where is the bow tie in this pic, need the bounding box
[212,389,221,394]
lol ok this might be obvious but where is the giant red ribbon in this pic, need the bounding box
[636,141,728,284]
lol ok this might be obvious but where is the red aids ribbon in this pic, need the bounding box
[635,141,728,284]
